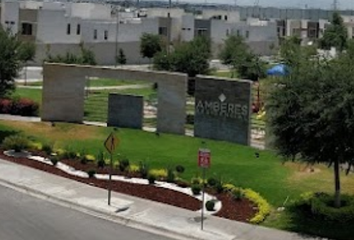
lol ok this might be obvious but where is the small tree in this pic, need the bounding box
[140,33,162,63]
[267,46,354,208]
[219,34,266,81]
[0,26,36,97]
[320,12,348,52]
[154,36,211,77]
[116,48,127,65]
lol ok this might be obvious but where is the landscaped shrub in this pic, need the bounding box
[129,164,140,173]
[207,177,218,187]
[191,177,203,185]
[0,99,12,113]
[206,200,215,211]
[191,184,202,195]
[215,181,224,194]
[231,188,244,201]
[166,166,175,183]
[87,169,96,178]
[50,156,59,166]
[148,174,156,184]
[42,143,53,156]
[223,183,236,192]
[11,98,39,116]
[243,188,271,224]
[29,142,42,152]
[118,157,130,172]
[85,154,95,161]
[149,169,167,179]
[294,192,354,223]
[175,165,185,174]
[96,150,105,168]
[2,135,31,152]
[139,161,149,179]
[60,148,77,160]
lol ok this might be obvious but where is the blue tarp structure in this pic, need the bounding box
[266,64,289,76]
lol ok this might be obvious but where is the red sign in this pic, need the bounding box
[198,148,211,168]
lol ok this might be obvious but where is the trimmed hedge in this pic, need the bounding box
[293,192,354,223]
[0,97,39,116]
[222,183,271,224]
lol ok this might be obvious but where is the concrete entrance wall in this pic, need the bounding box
[42,63,187,135]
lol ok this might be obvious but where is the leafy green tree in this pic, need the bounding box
[79,44,96,65]
[153,36,211,77]
[320,12,348,51]
[0,26,36,96]
[140,33,162,61]
[219,35,266,81]
[267,46,354,208]
[116,48,127,65]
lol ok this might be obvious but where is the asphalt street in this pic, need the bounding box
[0,185,174,240]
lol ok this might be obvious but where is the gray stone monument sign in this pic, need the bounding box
[107,94,143,129]
[194,76,252,145]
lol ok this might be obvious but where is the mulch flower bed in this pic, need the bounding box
[0,151,257,222]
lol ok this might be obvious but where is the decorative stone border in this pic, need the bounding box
[4,150,221,215]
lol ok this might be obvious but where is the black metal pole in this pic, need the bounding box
[108,152,113,205]
[201,167,206,230]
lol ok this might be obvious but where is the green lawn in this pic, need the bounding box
[0,120,354,239]
[17,78,146,87]
[12,88,42,104]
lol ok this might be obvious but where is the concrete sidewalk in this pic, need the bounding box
[0,159,321,240]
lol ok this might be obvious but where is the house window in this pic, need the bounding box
[93,29,97,40]
[67,23,71,35]
[158,27,168,36]
[10,21,15,25]
[225,15,228,21]
[226,29,230,36]
[236,29,240,36]
[21,23,33,35]
[104,30,108,40]
[196,28,207,36]
[245,30,250,39]
[76,24,81,35]
[5,21,9,24]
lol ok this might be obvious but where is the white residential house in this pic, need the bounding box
[202,9,241,23]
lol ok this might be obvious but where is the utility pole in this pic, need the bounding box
[167,0,172,54]
[333,0,339,11]
[114,7,119,67]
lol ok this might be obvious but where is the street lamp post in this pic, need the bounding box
[114,8,119,67]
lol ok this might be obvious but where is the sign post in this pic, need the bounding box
[104,132,119,206]
[198,148,211,230]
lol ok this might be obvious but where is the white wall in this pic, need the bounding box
[20,1,43,10]
[36,9,82,44]
[181,15,195,42]
[146,8,185,18]
[81,18,159,43]
[202,10,240,23]
[1,1,20,35]
[211,20,278,44]
[70,3,112,20]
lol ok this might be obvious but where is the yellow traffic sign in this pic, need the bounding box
[104,132,119,154]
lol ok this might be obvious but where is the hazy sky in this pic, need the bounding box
[180,0,354,10]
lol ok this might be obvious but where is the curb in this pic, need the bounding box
[0,177,203,240]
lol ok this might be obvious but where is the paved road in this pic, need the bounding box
[0,185,174,240]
